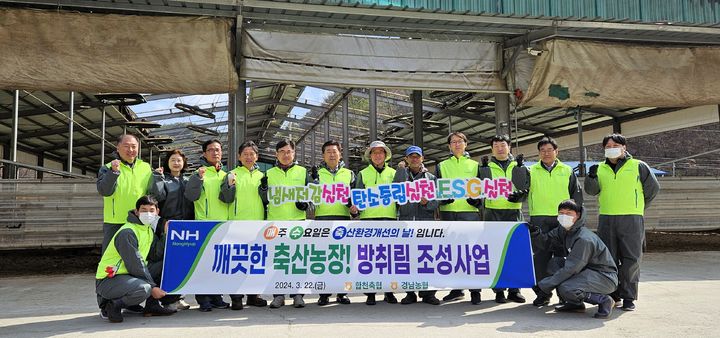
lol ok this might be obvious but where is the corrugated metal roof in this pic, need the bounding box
[316,0,719,24]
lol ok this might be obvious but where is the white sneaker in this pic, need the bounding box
[269,296,285,308]
[293,295,305,308]
[178,299,191,310]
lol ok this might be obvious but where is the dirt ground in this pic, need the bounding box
[1,230,718,277]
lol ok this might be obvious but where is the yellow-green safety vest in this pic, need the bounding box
[228,166,265,220]
[315,167,353,217]
[359,165,397,219]
[193,166,229,221]
[438,156,480,212]
[267,165,307,221]
[96,222,153,279]
[528,160,573,216]
[103,160,152,224]
[485,160,522,210]
[597,158,645,215]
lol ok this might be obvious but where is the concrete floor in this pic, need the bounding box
[1,251,719,337]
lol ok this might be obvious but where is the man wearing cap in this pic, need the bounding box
[435,132,484,304]
[584,133,659,311]
[350,140,398,306]
[528,136,584,306]
[479,134,530,304]
[394,146,441,305]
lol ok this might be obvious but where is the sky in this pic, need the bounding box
[130,86,335,135]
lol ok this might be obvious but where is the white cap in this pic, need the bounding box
[364,140,392,162]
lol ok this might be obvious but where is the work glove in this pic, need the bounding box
[524,222,540,233]
[507,189,528,203]
[295,202,309,211]
[260,176,268,190]
[467,198,483,207]
[310,165,320,181]
[439,198,455,206]
[588,164,599,178]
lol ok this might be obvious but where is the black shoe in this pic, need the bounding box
[533,295,551,306]
[337,295,351,304]
[495,291,508,304]
[442,290,465,302]
[554,303,586,313]
[470,291,481,305]
[144,298,176,317]
[318,295,330,306]
[210,299,230,309]
[422,295,441,305]
[231,301,244,310]
[401,293,417,305]
[384,293,398,304]
[123,304,144,314]
[366,294,376,305]
[508,291,526,303]
[105,299,124,323]
[589,294,615,318]
[246,295,268,307]
[622,299,636,311]
[198,302,212,312]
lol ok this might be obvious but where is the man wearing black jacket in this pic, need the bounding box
[530,199,618,319]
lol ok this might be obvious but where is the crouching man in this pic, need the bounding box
[95,195,176,322]
[529,199,618,319]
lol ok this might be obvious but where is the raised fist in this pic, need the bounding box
[588,164,599,178]
[198,167,207,179]
[481,156,489,167]
[111,159,121,172]
[310,165,320,181]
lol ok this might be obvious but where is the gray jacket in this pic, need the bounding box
[110,211,157,287]
[150,172,194,220]
[184,157,224,203]
[584,152,660,209]
[393,165,438,220]
[96,151,152,197]
[531,212,618,293]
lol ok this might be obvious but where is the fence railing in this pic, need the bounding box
[1,177,718,250]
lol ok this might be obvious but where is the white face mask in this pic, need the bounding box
[139,212,160,231]
[604,147,623,159]
[557,214,575,230]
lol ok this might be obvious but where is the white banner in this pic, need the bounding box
[161,220,535,295]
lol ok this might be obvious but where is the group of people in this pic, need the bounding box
[94,131,659,322]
